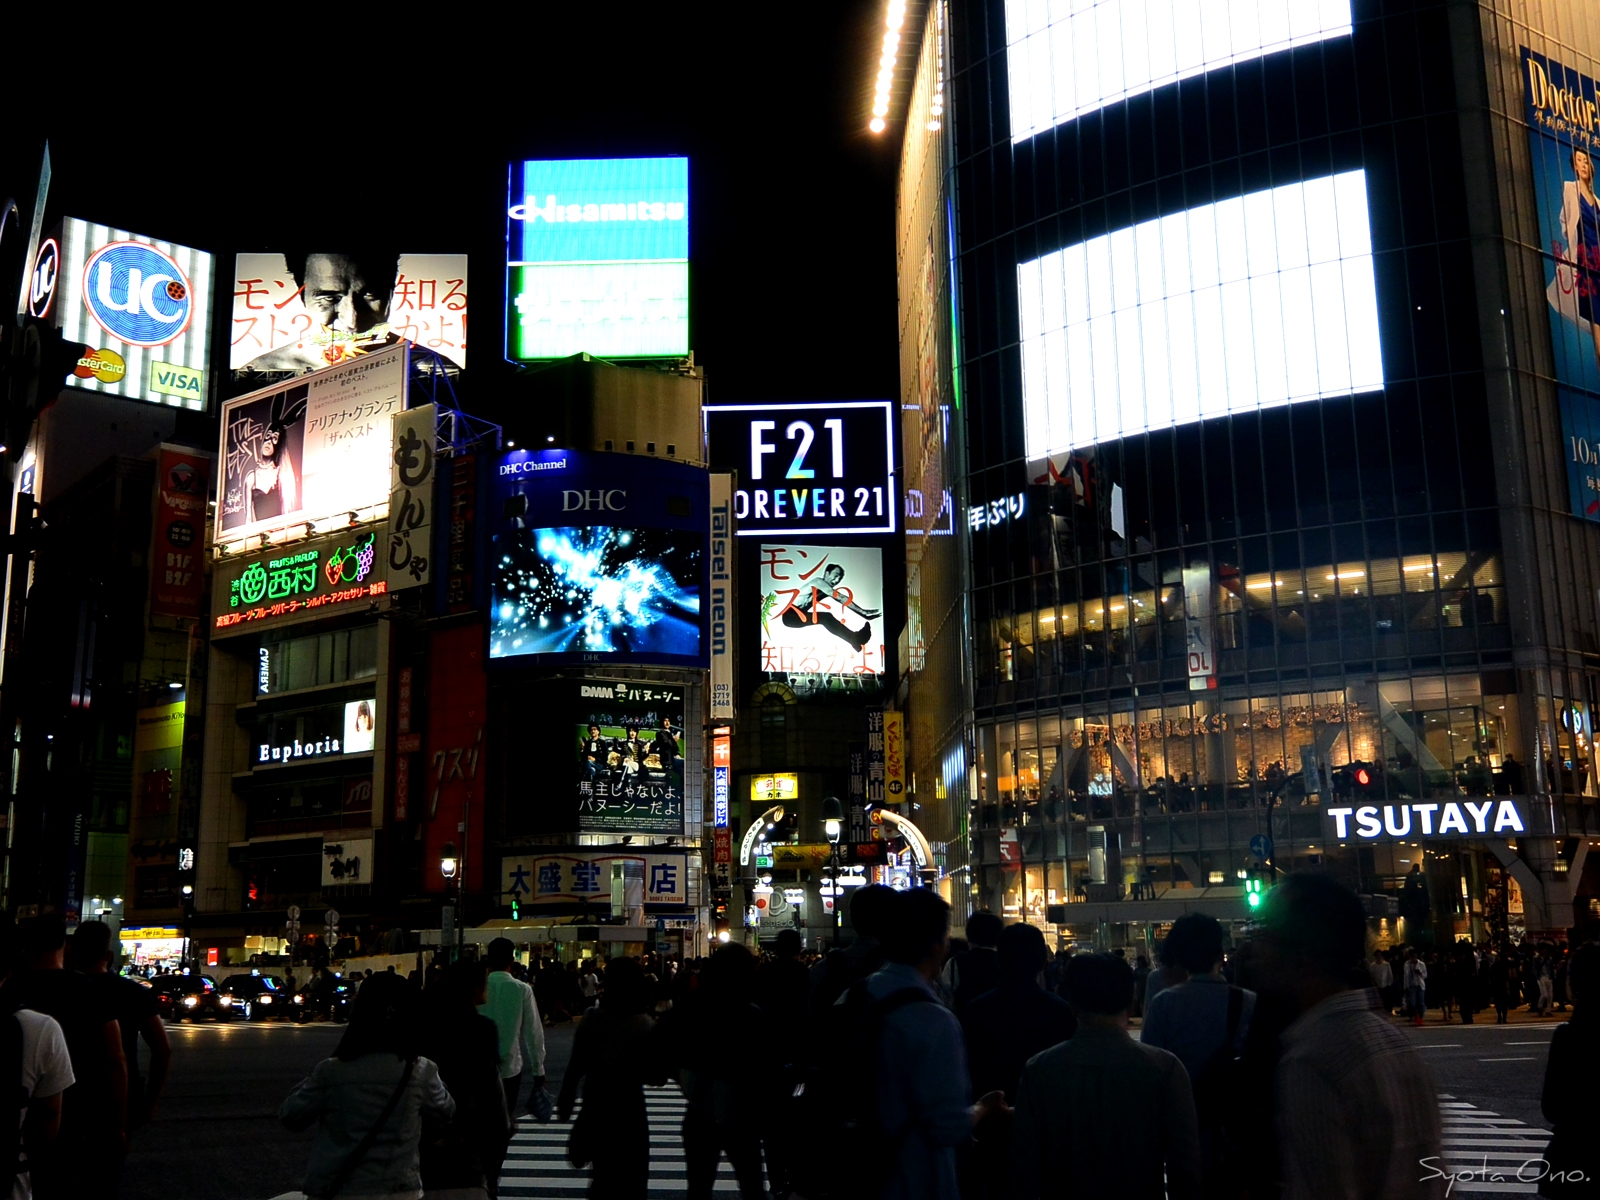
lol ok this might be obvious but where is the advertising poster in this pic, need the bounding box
[505,157,689,360]
[489,449,707,668]
[231,252,466,374]
[1522,47,1600,519]
[42,218,214,410]
[758,544,885,681]
[574,679,686,835]
[388,404,436,590]
[217,341,408,545]
[322,836,373,886]
[150,449,210,619]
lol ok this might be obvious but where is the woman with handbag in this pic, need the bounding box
[280,973,454,1200]
[556,957,663,1200]
[419,960,513,1200]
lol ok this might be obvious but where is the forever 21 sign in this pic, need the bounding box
[704,401,896,536]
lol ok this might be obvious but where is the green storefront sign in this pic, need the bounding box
[214,530,386,635]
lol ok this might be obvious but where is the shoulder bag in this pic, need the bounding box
[311,1057,415,1200]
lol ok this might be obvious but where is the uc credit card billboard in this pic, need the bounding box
[505,157,689,360]
[33,218,214,410]
[490,449,707,668]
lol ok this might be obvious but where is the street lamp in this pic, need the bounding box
[440,843,459,961]
[440,843,459,881]
[822,796,844,948]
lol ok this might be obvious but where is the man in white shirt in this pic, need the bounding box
[477,938,545,1117]
[1402,948,1428,1026]
[580,964,600,1004]
[0,920,74,1200]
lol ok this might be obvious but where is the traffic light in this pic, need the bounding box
[510,896,520,922]
[1244,870,1266,911]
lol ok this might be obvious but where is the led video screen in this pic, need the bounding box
[491,525,702,660]
[1017,170,1383,463]
[1004,0,1352,142]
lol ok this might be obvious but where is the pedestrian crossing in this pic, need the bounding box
[498,1086,742,1197]
[1435,1095,1551,1195]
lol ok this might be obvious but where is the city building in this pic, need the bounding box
[898,0,1600,948]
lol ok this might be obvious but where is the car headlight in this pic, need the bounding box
[217,995,233,1006]
[258,995,272,1005]
[182,996,198,1008]
[294,994,305,1004]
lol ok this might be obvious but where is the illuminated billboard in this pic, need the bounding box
[1004,0,1352,142]
[216,341,408,545]
[704,402,896,535]
[573,679,686,835]
[759,543,884,680]
[1521,48,1600,521]
[1017,170,1383,467]
[230,252,467,374]
[40,218,214,410]
[505,157,689,360]
[489,449,707,667]
[211,526,388,637]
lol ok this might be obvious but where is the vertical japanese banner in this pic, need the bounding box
[847,743,878,864]
[709,474,735,720]
[867,710,887,807]
[444,454,478,614]
[149,448,211,619]
[394,665,413,822]
[1183,563,1216,690]
[423,625,486,894]
[388,404,436,590]
[884,709,906,803]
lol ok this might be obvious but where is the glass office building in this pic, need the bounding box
[933,0,1600,945]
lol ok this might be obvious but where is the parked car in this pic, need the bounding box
[218,973,291,1021]
[149,973,237,1022]
[294,972,354,1023]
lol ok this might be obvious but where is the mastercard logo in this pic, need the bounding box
[74,347,127,384]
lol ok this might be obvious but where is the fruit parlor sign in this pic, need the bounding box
[212,527,388,635]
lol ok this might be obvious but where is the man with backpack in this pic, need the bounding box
[814,889,1006,1200]
[1141,914,1254,1198]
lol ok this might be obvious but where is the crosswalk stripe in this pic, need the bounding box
[1435,1099,1547,1195]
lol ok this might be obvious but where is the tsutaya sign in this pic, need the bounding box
[1327,798,1528,842]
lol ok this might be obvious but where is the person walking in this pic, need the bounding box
[1490,950,1514,1024]
[280,973,455,1199]
[1402,947,1428,1026]
[1132,954,1152,1017]
[419,958,513,1199]
[662,943,766,1200]
[0,918,74,1200]
[1011,953,1202,1200]
[1142,936,1189,1011]
[1449,946,1480,1025]
[1536,942,1600,1195]
[66,921,171,1137]
[758,930,811,1200]
[1537,951,1556,1017]
[941,911,1003,1017]
[961,923,1077,1200]
[1256,874,1444,1200]
[557,957,663,1200]
[808,884,897,1015]
[1369,950,1393,1013]
[1141,913,1256,1198]
[0,914,127,1200]
[580,960,602,1009]
[478,937,546,1121]
[862,888,1006,1200]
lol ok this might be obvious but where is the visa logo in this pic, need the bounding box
[149,359,205,400]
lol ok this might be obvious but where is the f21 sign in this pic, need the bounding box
[704,402,896,536]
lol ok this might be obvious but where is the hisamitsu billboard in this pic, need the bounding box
[505,156,689,360]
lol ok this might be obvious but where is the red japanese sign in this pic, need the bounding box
[422,624,487,894]
[150,449,211,619]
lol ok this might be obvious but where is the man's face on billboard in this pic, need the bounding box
[302,254,391,333]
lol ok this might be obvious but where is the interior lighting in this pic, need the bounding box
[1326,571,1366,580]
[1246,580,1284,590]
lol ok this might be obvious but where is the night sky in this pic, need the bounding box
[0,6,903,424]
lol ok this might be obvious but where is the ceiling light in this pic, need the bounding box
[870,117,886,132]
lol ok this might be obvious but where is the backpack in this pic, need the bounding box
[801,979,935,1200]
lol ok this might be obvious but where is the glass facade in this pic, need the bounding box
[941,0,1600,940]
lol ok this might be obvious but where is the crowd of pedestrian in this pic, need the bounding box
[1369,937,1572,1024]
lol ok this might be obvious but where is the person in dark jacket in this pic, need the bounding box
[1538,942,1600,1196]
[419,958,513,1198]
[557,957,662,1200]
[759,930,811,1200]
[807,885,897,1015]
[961,923,1077,1200]
[1449,945,1480,1024]
[941,912,1004,1017]
[1490,951,1515,1024]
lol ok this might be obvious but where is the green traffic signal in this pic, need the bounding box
[511,897,520,922]
[1245,875,1264,909]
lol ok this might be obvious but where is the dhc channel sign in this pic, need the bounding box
[82,241,194,348]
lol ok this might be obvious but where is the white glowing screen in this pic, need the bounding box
[1017,170,1383,462]
[1005,0,1353,142]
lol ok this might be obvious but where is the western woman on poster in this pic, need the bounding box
[1560,147,1600,378]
